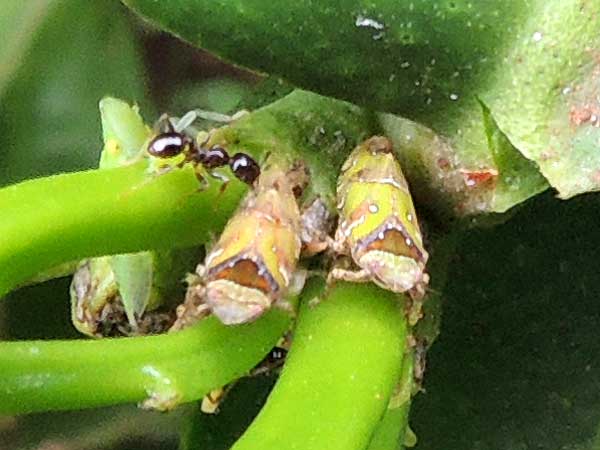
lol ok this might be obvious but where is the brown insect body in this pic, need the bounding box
[202,163,306,324]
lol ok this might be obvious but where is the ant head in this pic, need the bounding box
[147,132,191,159]
[147,113,195,159]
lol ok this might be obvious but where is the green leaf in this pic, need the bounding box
[111,252,154,326]
[411,192,600,449]
[124,0,600,207]
[480,100,549,213]
[167,78,251,115]
[0,306,291,414]
[99,97,152,167]
[475,5,600,199]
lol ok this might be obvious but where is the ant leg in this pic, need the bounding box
[167,168,212,210]
[121,164,177,199]
[154,113,175,133]
[172,108,236,137]
[173,110,198,133]
[328,267,372,285]
[208,171,230,195]
[195,168,210,191]
[209,170,229,184]
[228,110,250,122]
[192,109,235,123]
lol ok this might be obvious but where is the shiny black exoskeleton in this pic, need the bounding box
[250,346,288,376]
[147,121,260,186]
[196,146,230,169]
[229,152,260,185]
[147,132,191,159]
[265,347,288,365]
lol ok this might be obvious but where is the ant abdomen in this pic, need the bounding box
[230,153,260,185]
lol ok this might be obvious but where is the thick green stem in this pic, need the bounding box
[0,162,246,297]
[232,279,408,450]
[0,307,291,414]
[367,355,414,450]
[368,406,411,450]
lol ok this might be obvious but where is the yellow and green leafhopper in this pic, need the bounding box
[330,136,429,297]
[200,162,306,325]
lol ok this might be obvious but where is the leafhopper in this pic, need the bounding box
[199,162,306,325]
[330,136,429,298]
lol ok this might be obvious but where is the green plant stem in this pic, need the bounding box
[232,279,408,450]
[368,405,411,450]
[0,162,246,298]
[0,307,292,415]
[367,355,414,450]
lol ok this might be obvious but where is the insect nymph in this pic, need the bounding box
[199,162,306,324]
[330,136,429,298]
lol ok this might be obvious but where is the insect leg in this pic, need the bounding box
[169,271,210,332]
[327,267,372,285]
[273,299,296,317]
[173,110,198,132]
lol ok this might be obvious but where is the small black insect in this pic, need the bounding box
[250,346,288,376]
[146,114,261,186]
[265,347,288,365]
[230,152,260,185]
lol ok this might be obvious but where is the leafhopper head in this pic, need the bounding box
[206,257,279,325]
[206,280,272,325]
[358,251,424,293]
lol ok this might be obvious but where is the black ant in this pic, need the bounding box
[147,114,260,186]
